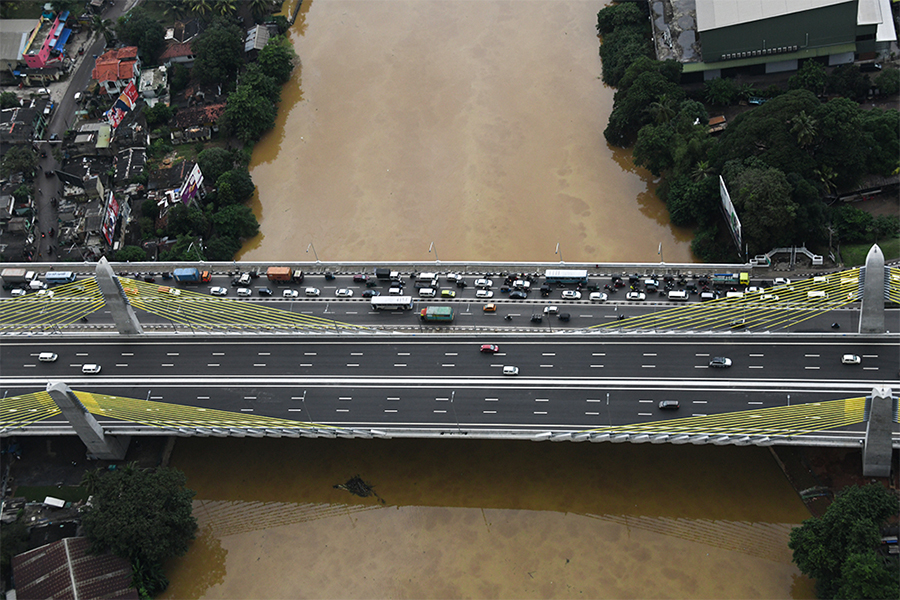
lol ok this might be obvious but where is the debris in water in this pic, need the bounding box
[334,475,384,503]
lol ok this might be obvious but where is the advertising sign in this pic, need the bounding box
[718,175,742,252]
[101,192,119,246]
[179,163,204,205]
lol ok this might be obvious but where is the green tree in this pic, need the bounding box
[81,465,198,597]
[595,2,652,87]
[258,35,297,85]
[704,77,737,106]
[874,67,899,96]
[249,0,276,18]
[115,7,165,65]
[644,93,677,125]
[731,167,797,254]
[789,110,817,148]
[215,167,255,206]
[213,204,259,240]
[191,19,245,87]
[115,245,148,262]
[0,517,29,583]
[197,147,235,184]
[788,60,827,95]
[826,65,871,102]
[604,59,684,146]
[12,183,31,203]
[0,91,20,109]
[220,84,277,143]
[143,103,173,129]
[596,1,645,34]
[0,145,37,180]
[239,63,280,103]
[789,484,898,599]
[166,203,209,237]
[812,98,867,189]
[831,204,875,244]
[204,235,242,260]
[632,122,678,176]
[169,63,190,95]
[859,108,900,176]
[213,0,237,16]
[91,15,115,47]
[186,0,212,16]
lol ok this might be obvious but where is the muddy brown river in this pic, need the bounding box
[164,1,814,597]
[238,0,695,263]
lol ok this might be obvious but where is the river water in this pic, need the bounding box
[164,1,814,597]
[162,438,814,599]
[238,0,695,263]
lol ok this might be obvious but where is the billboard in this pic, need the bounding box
[179,163,204,205]
[104,81,139,129]
[718,175,742,252]
[101,192,119,246]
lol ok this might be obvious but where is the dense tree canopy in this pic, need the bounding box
[789,484,898,599]
[0,91,20,109]
[220,84,277,143]
[213,204,259,240]
[190,19,245,87]
[115,245,148,262]
[197,147,235,184]
[240,63,281,104]
[258,35,297,85]
[604,58,684,146]
[789,60,827,95]
[731,167,797,254]
[596,2,652,87]
[0,146,37,179]
[116,7,166,65]
[215,167,256,206]
[81,465,197,596]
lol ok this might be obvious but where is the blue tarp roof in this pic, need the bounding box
[59,10,70,21]
[54,28,72,51]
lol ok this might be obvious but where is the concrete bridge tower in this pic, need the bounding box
[859,244,885,334]
[94,257,143,335]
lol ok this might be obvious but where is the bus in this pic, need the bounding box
[44,271,77,284]
[544,269,588,285]
[371,296,414,310]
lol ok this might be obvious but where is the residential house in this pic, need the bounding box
[245,24,270,59]
[165,19,201,44]
[139,65,169,107]
[114,147,147,186]
[91,46,140,95]
[171,103,225,144]
[159,42,194,68]
[0,99,51,145]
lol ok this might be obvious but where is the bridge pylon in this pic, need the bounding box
[863,387,895,478]
[859,244,885,334]
[46,382,130,460]
[94,257,143,335]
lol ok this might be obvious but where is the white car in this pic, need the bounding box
[335,288,353,297]
[760,294,779,301]
[210,287,228,296]
[82,364,101,374]
[10,289,26,297]
[238,273,252,285]
[502,365,519,376]
[773,277,791,286]
[475,289,494,299]
[38,352,58,362]
[236,288,252,297]
[543,305,559,315]
[447,273,461,282]
[305,287,320,296]
[283,289,299,298]
[626,291,646,301]
[561,290,581,300]
[589,292,608,302]
[474,278,493,289]
[841,354,861,365]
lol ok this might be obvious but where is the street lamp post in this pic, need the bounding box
[606,392,611,428]
[301,390,312,424]
[450,390,460,434]
[658,242,664,264]
[555,242,563,264]
[429,241,440,265]
[787,394,790,407]
[306,242,320,264]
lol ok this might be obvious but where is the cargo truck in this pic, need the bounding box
[172,267,211,283]
[266,266,293,282]
[1,268,36,285]
[420,306,454,322]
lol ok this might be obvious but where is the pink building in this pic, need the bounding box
[22,12,72,69]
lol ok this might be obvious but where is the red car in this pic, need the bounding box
[480,344,499,354]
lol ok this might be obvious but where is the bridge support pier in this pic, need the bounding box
[46,382,130,460]
[862,386,894,478]
[859,244,885,334]
[94,257,143,335]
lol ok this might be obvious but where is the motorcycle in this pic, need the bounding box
[831,323,840,329]
[504,315,513,321]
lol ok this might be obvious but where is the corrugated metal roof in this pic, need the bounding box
[696,0,851,31]
[875,0,896,41]
[857,0,882,24]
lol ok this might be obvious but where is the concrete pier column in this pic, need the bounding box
[94,257,143,335]
[862,386,894,478]
[859,244,885,334]
[46,382,130,460]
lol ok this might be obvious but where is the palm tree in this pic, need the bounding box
[80,468,103,496]
[691,160,714,182]
[815,165,838,196]
[645,94,677,125]
[790,110,818,148]
[186,0,212,16]
[249,0,276,18]
[161,0,189,20]
[213,0,237,16]
[91,15,115,47]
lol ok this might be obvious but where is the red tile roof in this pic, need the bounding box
[91,46,139,83]
[160,41,193,61]
[174,103,227,129]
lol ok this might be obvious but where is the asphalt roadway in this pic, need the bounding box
[3,334,896,433]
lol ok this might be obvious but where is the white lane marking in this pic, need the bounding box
[863,367,879,371]
[435,397,449,402]
[433,409,447,413]
[304,352,316,356]
[287,408,303,412]
[586,399,602,403]
[749,365,764,369]
[804,366,820,370]
[638,412,652,416]
[241,408,253,412]
[642,365,655,368]
[534,411,547,415]
[387,397,400,401]
[394,363,407,367]
[585,411,599,415]
[243,396,256,400]
[121,353,134,356]
[592,353,606,356]
[695,353,709,357]
[590,364,604,368]
[198,396,209,400]
[485,398,498,402]
[300,363,312,367]
[253,363,266,367]
[150,396,163,400]
[384,409,397,413]
[207,363,220,367]
[749,353,764,357]
[350,352,363,356]
[161,363,173,367]
[338,396,352,401]
[258,352,270,356]
[483,410,496,414]
[397,352,410,356]
[347,363,359,367]
[748,401,763,405]
[542,353,556,356]
[336,409,349,413]
[540,364,553,368]
[643,353,657,357]
[694,365,707,368]
[638,400,653,403]
[167,352,179,356]
[535,398,549,402]
[23,365,36,368]
[693,400,707,404]
[445,352,458,356]
[862,354,878,358]
[805,354,819,358]
[692,413,708,417]
[213,352,225,356]
[442,363,455,367]
[116,363,128,367]
[76,353,88,356]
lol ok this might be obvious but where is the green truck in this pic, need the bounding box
[420,306,454,322]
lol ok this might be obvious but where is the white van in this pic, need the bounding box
[38,352,58,362]
[418,288,436,298]
[725,291,744,299]
[667,290,689,301]
[236,288,252,297]
[418,273,437,282]
[807,291,827,299]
